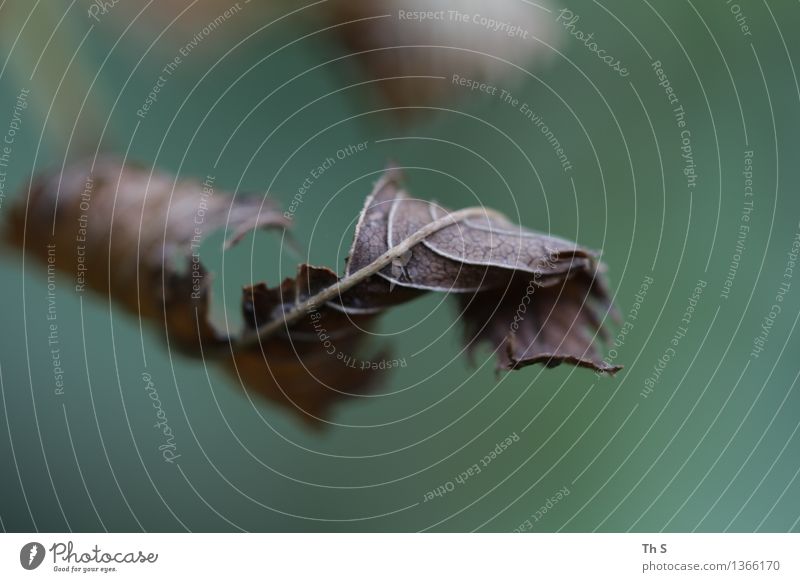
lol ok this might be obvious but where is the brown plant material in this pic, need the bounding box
[5,158,619,426]
[327,0,558,114]
[102,0,558,118]
[269,168,622,374]
[6,157,289,352]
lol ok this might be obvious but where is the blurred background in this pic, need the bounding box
[1,0,799,532]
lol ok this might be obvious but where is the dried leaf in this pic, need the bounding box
[326,0,559,115]
[5,158,381,424]
[6,157,288,351]
[336,167,621,373]
[6,159,620,426]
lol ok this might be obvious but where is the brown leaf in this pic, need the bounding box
[6,157,288,351]
[338,167,621,374]
[6,160,620,426]
[233,264,386,424]
[5,158,380,424]
[324,0,559,116]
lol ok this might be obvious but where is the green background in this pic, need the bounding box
[1,0,799,532]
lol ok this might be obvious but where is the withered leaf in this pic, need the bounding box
[336,167,621,373]
[7,157,289,352]
[6,159,620,426]
[5,158,381,424]
[325,0,557,116]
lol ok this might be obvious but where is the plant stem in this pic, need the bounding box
[235,206,501,350]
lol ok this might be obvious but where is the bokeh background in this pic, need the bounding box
[1,0,799,532]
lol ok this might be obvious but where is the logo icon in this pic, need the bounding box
[20,542,46,570]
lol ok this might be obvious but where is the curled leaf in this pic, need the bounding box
[331,167,620,374]
[5,158,380,423]
[6,157,288,351]
[6,160,619,425]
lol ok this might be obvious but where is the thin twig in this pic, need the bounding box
[234,206,501,350]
